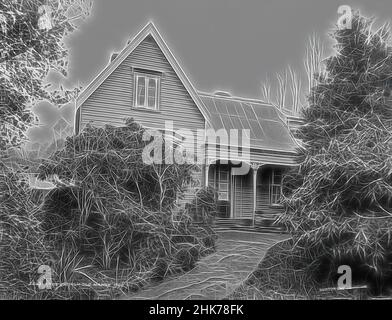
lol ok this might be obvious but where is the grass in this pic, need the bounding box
[227,239,312,300]
[227,238,378,300]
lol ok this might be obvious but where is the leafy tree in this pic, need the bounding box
[0,0,91,150]
[282,11,392,293]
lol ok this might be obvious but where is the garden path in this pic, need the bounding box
[124,231,288,300]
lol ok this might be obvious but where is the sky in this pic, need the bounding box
[66,0,392,98]
[29,0,392,145]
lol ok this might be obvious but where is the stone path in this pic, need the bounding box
[124,231,288,300]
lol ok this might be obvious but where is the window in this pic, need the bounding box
[134,73,160,110]
[269,169,282,205]
[216,167,229,201]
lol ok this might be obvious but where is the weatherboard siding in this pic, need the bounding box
[80,35,205,133]
[251,149,296,166]
[205,145,296,167]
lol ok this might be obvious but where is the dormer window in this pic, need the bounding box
[134,69,161,110]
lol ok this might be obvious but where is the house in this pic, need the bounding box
[74,22,299,227]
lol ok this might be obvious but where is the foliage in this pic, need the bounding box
[0,0,91,149]
[36,119,217,296]
[281,11,392,294]
[38,119,196,212]
[0,164,51,299]
[228,239,365,300]
[186,187,217,225]
[228,239,315,300]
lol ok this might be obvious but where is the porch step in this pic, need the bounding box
[213,218,286,234]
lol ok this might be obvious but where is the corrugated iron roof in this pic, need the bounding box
[199,93,297,153]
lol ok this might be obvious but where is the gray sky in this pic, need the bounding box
[65,0,392,99]
[29,0,392,145]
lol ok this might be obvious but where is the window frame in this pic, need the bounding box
[269,169,282,205]
[216,166,229,201]
[133,72,161,110]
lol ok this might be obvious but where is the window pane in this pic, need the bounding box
[219,183,228,190]
[219,192,228,200]
[270,185,281,204]
[137,76,145,106]
[274,170,282,184]
[148,78,156,108]
[217,167,229,200]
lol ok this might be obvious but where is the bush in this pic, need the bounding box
[228,239,366,300]
[186,187,217,225]
[281,12,392,295]
[36,119,217,296]
[0,165,103,300]
[0,165,51,299]
[228,239,316,300]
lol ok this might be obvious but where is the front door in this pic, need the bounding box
[231,172,253,219]
[232,174,244,219]
[215,164,231,218]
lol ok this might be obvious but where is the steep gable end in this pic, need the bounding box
[76,22,207,133]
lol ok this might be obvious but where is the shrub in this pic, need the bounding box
[37,119,217,294]
[228,239,316,300]
[186,187,217,225]
[281,12,392,295]
[0,165,51,299]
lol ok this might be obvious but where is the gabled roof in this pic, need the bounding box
[76,22,299,154]
[199,92,298,153]
[76,21,209,120]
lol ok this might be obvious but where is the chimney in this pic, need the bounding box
[110,52,119,62]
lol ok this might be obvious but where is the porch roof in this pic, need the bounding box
[199,93,298,153]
